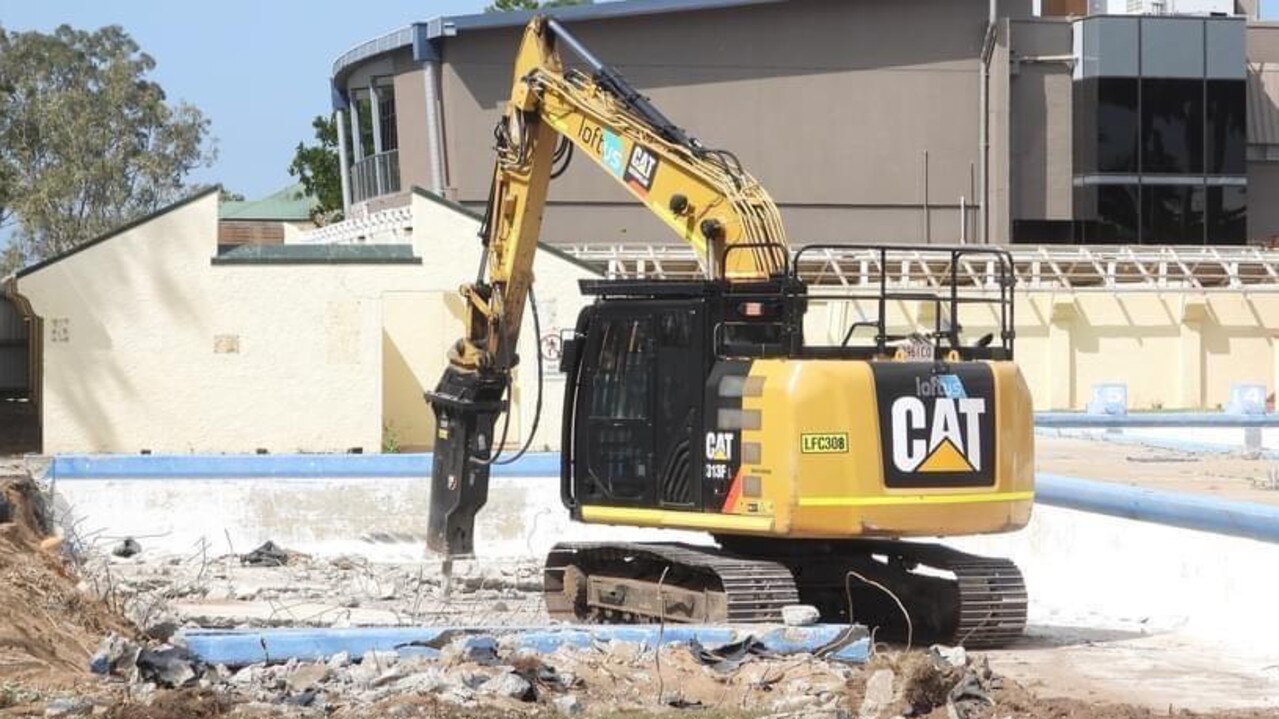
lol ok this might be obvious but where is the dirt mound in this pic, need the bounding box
[0,473,134,685]
[99,689,234,719]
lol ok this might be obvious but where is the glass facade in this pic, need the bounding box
[1053,15,1248,246]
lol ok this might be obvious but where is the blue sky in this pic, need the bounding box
[2,0,492,202]
[3,0,1278,206]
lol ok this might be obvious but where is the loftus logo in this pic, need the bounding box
[579,118,626,177]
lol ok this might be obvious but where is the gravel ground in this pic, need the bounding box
[1036,434,1279,504]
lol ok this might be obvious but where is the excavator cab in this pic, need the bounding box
[558,274,795,514]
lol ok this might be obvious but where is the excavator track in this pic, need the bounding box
[544,542,799,624]
[938,551,1028,649]
[545,540,1026,649]
[839,541,1027,649]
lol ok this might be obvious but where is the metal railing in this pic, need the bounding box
[350,149,401,204]
[297,205,413,245]
[561,244,1279,292]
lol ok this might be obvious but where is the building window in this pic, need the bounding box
[1142,185,1205,245]
[1077,184,1141,244]
[1054,16,1247,246]
[1098,78,1140,173]
[1207,186,1246,244]
[355,96,374,157]
[378,90,398,152]
[1141,78,1204,175]
[1206,80,1245,175]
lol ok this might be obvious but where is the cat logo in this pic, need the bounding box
[891,395,986,473]
[624,144,659,196]
[705,431,735,461]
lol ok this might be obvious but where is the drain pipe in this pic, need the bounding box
[413,26,448,196]
[422,59,448,195]
[978,0,997,244]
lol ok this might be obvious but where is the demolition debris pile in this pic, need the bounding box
[0,468,1261,718]
[73,629,1184,719]
[0,472,133,684]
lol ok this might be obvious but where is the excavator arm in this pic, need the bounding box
[426,16,788,555]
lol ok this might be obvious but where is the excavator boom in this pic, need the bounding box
[426,16,787,554]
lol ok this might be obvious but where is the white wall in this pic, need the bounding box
[16,190,595,454]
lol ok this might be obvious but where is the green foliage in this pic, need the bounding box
[485,0,592,12]
[0,24,214,274]
[0,244,20,276]
[288,115,344,225]
[382,421,402,454]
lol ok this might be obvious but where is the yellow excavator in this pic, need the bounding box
[426,16,1033,647]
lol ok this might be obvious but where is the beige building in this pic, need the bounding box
[330,0,1276,248]
[3,188,596,455]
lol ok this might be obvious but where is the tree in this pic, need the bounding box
[485,0,592,12]
[0,24,214,274]
[288,115,343,224]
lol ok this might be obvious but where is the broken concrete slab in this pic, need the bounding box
[180,624,871,669]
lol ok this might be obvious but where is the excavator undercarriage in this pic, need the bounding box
[543,540,1027,649]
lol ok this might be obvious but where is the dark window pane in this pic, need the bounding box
[1074,78,1099,174]
[658,311,692,347]
[1098,184,1140,244]
[590,319,650,419]
[1098,78,1139,173]
[379,93,398,151]
[1142,185,1205,244]
[356,97,374,157]
[1142,78,1204,174]
[1206,81,1245,175]
[1081,184,1140,244]
[1206,186,1246,244]
[1012,220,1074,244]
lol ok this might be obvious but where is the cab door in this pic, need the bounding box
[573,312,657,506]
[652,307,704,509]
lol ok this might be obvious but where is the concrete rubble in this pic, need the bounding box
[92,541,549,631]
[73,628,874,717]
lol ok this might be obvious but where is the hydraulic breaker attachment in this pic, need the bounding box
[425,366,509,556]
